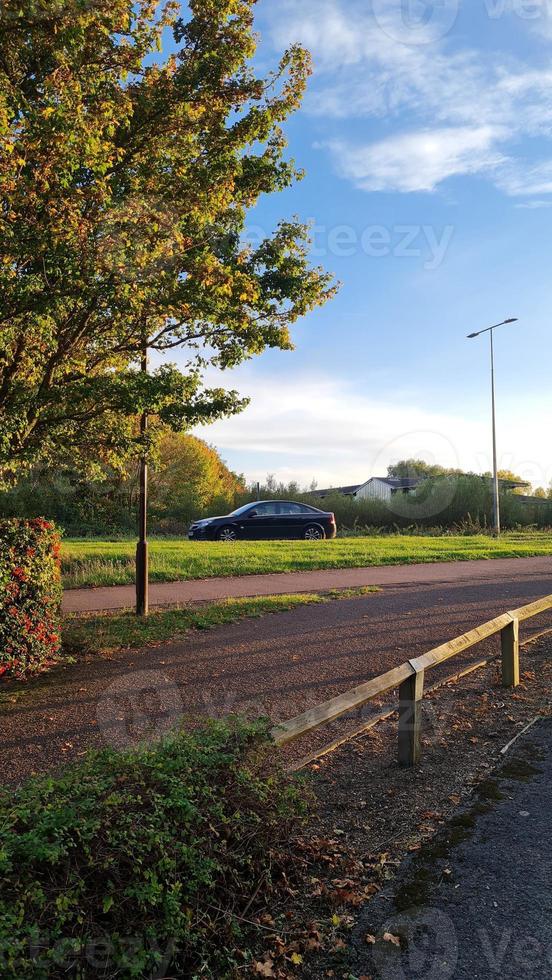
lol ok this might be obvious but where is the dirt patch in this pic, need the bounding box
[304,636,552,855]
[258,636,552,978]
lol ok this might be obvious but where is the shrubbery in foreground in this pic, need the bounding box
[0,518,62,679]
[0,720,308,979]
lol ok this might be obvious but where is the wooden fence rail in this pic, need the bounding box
[271,592,552,767]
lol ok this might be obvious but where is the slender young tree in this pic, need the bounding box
[0,0,336,482]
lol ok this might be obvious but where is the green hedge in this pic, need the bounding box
[0,720,307,979]
[0,518,62,679]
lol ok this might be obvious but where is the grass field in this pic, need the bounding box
[61,532,552,589]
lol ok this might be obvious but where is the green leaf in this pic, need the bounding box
[102,895,114,913]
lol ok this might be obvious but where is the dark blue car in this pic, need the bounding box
[188,500,337,542]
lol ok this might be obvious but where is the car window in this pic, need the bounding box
[253,502,280,516]
[229,503,256,517]
[278,503,303,515]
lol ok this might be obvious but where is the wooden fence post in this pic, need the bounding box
[398,666,425,767]
[501,616,520,688]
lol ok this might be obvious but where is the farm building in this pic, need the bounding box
[354,476,421,502]
[310,477,422,502]
[308,475,530,503]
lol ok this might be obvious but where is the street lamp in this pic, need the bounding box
[467,317,519,538]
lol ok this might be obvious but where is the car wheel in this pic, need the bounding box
[217,525,239,542]
[304,524,325,541]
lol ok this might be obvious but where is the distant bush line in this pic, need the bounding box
[307,480,552,533]
[1,472,551,537]
[242,475,552,535]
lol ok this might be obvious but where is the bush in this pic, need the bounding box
[0,518,62,679]
[304,478,552,533]
[0,719,307,979]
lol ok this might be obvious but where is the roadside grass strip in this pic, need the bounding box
[62,587,379,657]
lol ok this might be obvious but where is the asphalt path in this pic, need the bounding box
[3,561,552,787]
[353,718,552,979]
[63,555,552,612]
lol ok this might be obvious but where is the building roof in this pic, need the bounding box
[356,476,422,493]
[515,493,549,505]
[375,477,421,489]
[496,478,530,490]
[307,484,361,497]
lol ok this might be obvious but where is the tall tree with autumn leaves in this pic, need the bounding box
[0,0,336,483]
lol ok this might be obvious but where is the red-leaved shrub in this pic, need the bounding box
[0,519,62,679]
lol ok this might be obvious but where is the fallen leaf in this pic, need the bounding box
[335,890,366,905]
[253,959,275,977]
[290,952,303,965]
[364,883,380,897]
[383,932,401,947]
[365,934,376,945]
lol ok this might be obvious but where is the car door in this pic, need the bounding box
[276,502,304,538]
[242,502,279,539]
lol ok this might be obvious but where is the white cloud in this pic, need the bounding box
[497,159,552,195]
[325,126,507,193]
[269,0,370,68]
[268,1,498,118]
[268,0,451,70]
[266,0,552,198]
[193,371,552,488]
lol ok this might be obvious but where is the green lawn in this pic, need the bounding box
[61,532,552,589]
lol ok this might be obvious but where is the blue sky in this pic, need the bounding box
[180,0,552,490]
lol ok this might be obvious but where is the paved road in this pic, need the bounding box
[3,564,552,787]
[353,718,552,979]
[62,555,552,611]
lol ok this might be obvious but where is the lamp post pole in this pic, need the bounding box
[489,327,500,538]
[136,333,149,616]
[467,317,518,538]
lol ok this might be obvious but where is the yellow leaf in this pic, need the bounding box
[331,914,340,926]
[290,952,303,965]
[41,107,55,118]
